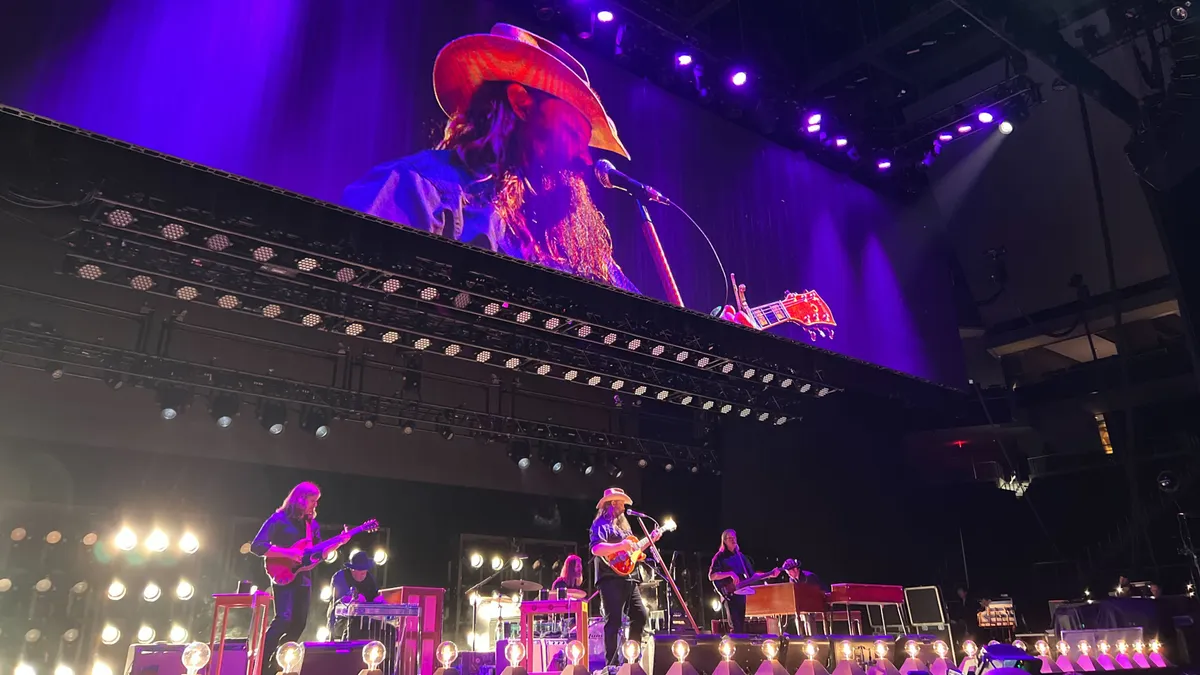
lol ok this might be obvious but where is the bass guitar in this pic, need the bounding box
[264,519,379,586]
[714,558,799,600]
[601,520,677,577]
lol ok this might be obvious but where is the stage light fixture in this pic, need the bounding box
[721,363,735,374]
[439,425,455,441]
[130,274,154,291]
[302,313,322,327]
[374,550,388,565]
[169,624,189,643]
[35,578,51,593]
[680,395,693,405]
[145,529,169,552]
[71,581,88,594]
[143,582,162,602]
[491,555,504,571]
[957,124,972,134]
[345,322,365,336]
[588,375,602,386]
[263,304,283,319]
[107,580,127,600]
[257,401,288,435]
[509,442,532,469]
[565,370,579,381]
[677,53,693,66]
[204,392,240,428]
[63,628,80,642]
[137,626,156,643]
[252,246,275,262]
[999,121,1014,134]
[664,461,675,472]
[877,160,892,170]
[157,386,191,420]
[77,263,103,280]
[205,234,231,251]
[217,294,240,309]
[176,579,195,600]
[46,362,64,379]
[15,665,34,675]
[114,526,138,551]
[537,364,552,376]
[596,10,614,22]
[107,209,134,226]
[101,625,121,644]
[401,420,415,435]
[938,132,954,142]
[300,409,331,438]
[45,529,62,544]
[633,385,647,395]
[731,70,748,86]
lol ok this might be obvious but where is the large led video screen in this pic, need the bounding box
[0,0,966,387]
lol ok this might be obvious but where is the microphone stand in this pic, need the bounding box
[635,516,701,633]
[635,199,685,307]
[464,567,508,649]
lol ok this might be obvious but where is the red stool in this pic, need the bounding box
[210,591,273,675]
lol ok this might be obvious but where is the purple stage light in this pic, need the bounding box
[807,113,822,125]
[834,137,848,147]
[938,132,954,142]
[677,53,693,66]
[806,123,821,133]
[877,160,892,170]
[957,124,972,134]
[596,10,614,22]
[977,111,994,123]
[731,71,748,86]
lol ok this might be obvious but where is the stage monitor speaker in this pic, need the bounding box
[646,634,777,675]
[905,586,945,626]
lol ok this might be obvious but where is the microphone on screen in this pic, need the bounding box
[595,159,672,206]
[624,508,649,518]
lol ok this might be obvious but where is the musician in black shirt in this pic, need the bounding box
[590,488,658,668]
[328,551,385,640]
[709,529,778,633]
[250,482,322,675]
[551,554,585,592]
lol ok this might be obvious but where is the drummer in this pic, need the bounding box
[551,555,585,593]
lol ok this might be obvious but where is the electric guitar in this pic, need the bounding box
[714,557,799,600]
[738,290,837,340]
[264,519,379,586]
[600,520,677,577]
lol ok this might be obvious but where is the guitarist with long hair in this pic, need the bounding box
[589,488,659,669]
[709,529,780,633]
[251,482,323,672]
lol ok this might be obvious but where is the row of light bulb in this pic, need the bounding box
[97,622,193,645]
[246,545,388,566]
[105,579,195,601]
[468,553,524,571]
[9,528,98,546]
[112,527,200,554]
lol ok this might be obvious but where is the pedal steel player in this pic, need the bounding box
[251,482,323,674]
[709,529,779,633]
[328,550,386,640]
[590,488,659,668]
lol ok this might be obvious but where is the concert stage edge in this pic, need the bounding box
[0,105,961,418]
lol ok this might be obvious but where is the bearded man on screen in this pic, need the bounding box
[343,24,759,324]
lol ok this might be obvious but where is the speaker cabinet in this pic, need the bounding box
[646,634,778,675]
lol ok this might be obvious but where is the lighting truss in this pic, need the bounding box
[61,198,835,421]
[0,326,719,469]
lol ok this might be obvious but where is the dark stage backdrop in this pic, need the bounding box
[0,0,965,387]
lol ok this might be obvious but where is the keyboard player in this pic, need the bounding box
[328,551,386,640]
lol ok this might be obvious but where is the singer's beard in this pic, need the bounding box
[495,170,616,285]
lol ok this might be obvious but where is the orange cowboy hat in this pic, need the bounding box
[433,23,631,160]
[596,487,632,509]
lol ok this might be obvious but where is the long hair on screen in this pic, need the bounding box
[438,81,616,284]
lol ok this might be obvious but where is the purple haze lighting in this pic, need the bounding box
[834,137,848,147]
[938,132,954,142]
[806,123,821,133]
[731,71,748,86]
[877,160,892,170]
[807,113,822,125]
[957,124,972,134]
[596,10,614,22]
[676,53,693,67]
[977,111,994,123]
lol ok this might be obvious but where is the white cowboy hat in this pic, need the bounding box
[596,487,633,509]
[433,23,631,160]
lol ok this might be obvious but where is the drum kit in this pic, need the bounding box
[486,579,592,642]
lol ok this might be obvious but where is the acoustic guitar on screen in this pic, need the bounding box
[601,520,677,577]
[740,290,837,341]
[264,519,379,585]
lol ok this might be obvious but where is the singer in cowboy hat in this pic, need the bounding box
[589,487,657,667]
[342,23,640,292]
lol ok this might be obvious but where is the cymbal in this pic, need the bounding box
[563,588,588,600]
[502,579,544,592]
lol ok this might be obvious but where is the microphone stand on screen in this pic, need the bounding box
[595,160,685,307]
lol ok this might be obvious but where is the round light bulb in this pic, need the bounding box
[1133,641,1144,653]
[179,532,200,554]
[720,637,736,661]
[623,640,642,664]
[1149,640,1161,653]
[905,640,919,658]
[567,640,586,666]
[841,641,853,659]
[363,641,387,669]
[1036,640,1050,656]
[505,640,526,667]
[875,641,889,659]
[277,642,306,673]
[101,625,121,645]
[1014,640,1028,652]
[1097,640,1109,654]
[93,664,113,675]
[963,640,978,657]
[143,582,162,602]
[470,553,484,568]
[491,556,504,571]
[761,639,780,661]
[182,642,212,672]
[511,557,523,572]
[115,527,137,551]
[374,550,389,565]
[934,641,948,658]
[437,641,459,668]
[804,642,818,660]
[672,640,691,662]
[1057,641,1070,655]
[136,626,155,643]
[1116,640,1128,655]
[145,529,169,552]
[1078,641,1091,655]
[176,580,195,601]
[169,624,189,643]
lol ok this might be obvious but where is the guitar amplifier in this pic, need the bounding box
[300,641,383,675]
[126,641,248,675]
[646,634,776,675]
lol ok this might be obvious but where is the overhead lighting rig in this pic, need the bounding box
[0,325,718,470]
[60,198,835,423]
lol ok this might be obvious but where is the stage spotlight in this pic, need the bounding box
[324,550,338,564]
[92,665,113,675]
[71,581,88,594]
[439,425,455,441]
[731,71,748,87]
[301,409,332,438]
[401,420,415,435]
[807,113,822,125]
[101,625,121,644]
[597,10,614,22]
[137,625,156,643]
[46,362,65,379]
[115,527,137,551]
[45,530,62,544]
[169,624,189,643]
[877,160,892,170]
[977,111,994,123]
[15,665,34,675]
[470,552,484,569]
[145,529,169,552]
[677,53,693,66]
[938,132,954,142]
[957,124,972,134]
[179,532,199,554]
[143,582,162,602]
[835,137,848,147]
[158,387,191,420]
[491,555,504,571]
[107,580,127,600]
[374,550,388,565]
[63,628,80,642]
[210,393,239,427]
[511,557,524,572]
[34,578,51,593]
[607,461,624,478]
[710,597,722,612]
[176,579,195,600]
[259,401,288,435]
[508,442,532,469]
[999,121,1014,134]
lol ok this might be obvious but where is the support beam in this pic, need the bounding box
[682,0,734,30]
[948,0,1141,127]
